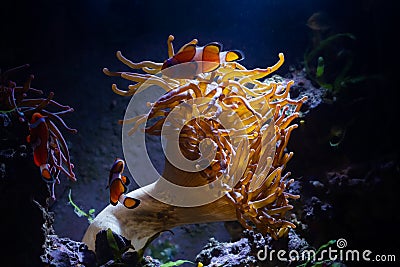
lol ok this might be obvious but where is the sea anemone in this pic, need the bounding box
[0,64,77,197]
[83,35,307,251]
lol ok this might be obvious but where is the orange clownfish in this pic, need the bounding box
[161,42,244,79]
[108,158,140,209]
[27,112,53,183]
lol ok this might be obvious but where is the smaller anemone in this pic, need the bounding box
[1,64,77,197]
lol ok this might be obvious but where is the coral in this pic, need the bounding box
[83,35,307,251]
[0,64,77,197]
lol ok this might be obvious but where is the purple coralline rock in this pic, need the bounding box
[195,230,267,267]
[42,235,96,267]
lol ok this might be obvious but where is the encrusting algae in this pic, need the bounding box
[83,35,307,250]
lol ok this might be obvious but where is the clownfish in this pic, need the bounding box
[108,158,140,209]
[27,112,53,183]
[161,42,244,79]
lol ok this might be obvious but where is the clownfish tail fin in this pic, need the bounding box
[123,197,140,209]
[119,194,140,209]
[205,42,223,52]
[225,50,245,62]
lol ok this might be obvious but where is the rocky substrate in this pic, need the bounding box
[1,113,50,266]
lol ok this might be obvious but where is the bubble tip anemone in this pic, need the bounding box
[83,35,305,250]
[1,65,77,197]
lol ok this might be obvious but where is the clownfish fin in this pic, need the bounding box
[119,194,140,209]
[111,158,125,173]
[203,42,222,63]
[121,175,130,186]
[204,42,223,54]
[40,164,54,183]
[202,43,222,72]
[202,62,220,73]
[176,42,197,54]
[173,44,197,63]
[110,197,118,206]
[26,135,31,143]
[224,50,244,62]
[123,197,140,209]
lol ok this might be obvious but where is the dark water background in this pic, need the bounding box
[1,0,397,263]
[2,0,394,72]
